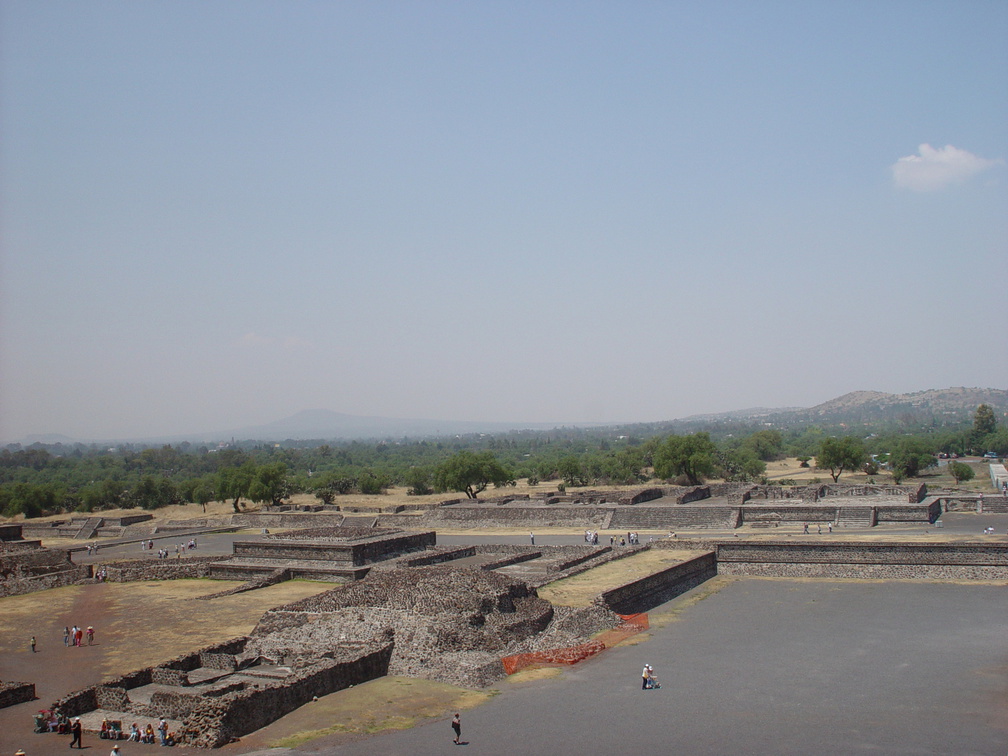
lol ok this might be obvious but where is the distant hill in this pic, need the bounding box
[221,409,563,442]
[761,387,1008,428]
[8,387,1005,447]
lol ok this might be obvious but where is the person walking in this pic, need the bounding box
[87,627,94,645]
[70,717,83,748]
[451,712,461,745]
[158,717,168,746]
[30,635,36,653]
[64,626,70,647]
[529,532,535,545]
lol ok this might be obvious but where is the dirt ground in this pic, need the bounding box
[0,579,329,756]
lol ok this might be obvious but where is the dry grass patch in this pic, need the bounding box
[539,549,702,607]
[257,676,493,749]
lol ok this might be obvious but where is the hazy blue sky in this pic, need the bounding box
[1,1,1006,442]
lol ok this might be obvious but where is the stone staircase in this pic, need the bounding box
[979,495,1008,514]
[837,506,876,528]
[74,517,104,540]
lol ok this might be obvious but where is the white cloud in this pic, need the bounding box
[892,143,1001,192]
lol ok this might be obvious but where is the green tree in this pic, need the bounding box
[433,451,512,499]
[744,430,784,461]
[247,462,289,507]
[404,467,433,496]
[217,461,258,513]
[948,460,974,485]
[653,433,717,485]
[130,475,179,510]
[888,438,936,479]
[816,437,867,483]
[557,456,588,487]
[974,404,997,435]
[358,470,390,495]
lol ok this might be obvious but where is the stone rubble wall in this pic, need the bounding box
[0,564,92,598]
[0,545,74,575]
[180,640,394,748]
[0,681,36,709]
[677,486,711,504]
[0,523,25,541]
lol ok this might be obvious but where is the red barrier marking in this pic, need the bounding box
[502,612,649,675]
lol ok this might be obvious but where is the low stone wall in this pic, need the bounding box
[0,681,36,708]
[51,686,99,718]
[717,561,1008,580]
[0,545,73,574]
[715,541,1008,580]
[180,641,394,748]
[428,506,612,528]
[101,556,227,582]
[596,552,717,614]
[621,488,664,505]
[0,523,24,541]
[740,505,841,524]
[678,486,711,504]
[196,568,291,600]
[232,531,435,566]
[716,541,1008,565]
[398,546,475,567]
[875,502,940,523]
[0,565,92,598]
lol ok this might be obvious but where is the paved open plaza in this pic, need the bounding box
[288,578,1007,756]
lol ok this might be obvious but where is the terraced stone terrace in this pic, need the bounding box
[208,526,436,583]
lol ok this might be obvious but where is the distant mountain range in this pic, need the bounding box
[13,387,1007,446]
[224,409,565,442]
[676,387,1008,429]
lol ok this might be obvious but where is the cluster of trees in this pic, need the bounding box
[2,406,1003,518]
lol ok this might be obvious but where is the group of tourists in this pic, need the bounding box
[583,530,600,544]
[63,624,95,647]
[802,522,832,534]
[143,537,198,559]
[39,714,174,750]
[607,532,641,546]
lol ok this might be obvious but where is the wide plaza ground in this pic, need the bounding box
[275,578,1008,756]
[2,507,1006,755]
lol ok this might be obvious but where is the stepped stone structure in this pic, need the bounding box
[208,526,436,582]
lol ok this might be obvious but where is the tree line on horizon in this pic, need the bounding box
[1,406,1003,519]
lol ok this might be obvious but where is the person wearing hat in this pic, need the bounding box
[15,749,27,755]
[70,717,83,748]
[109,745,121,756]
